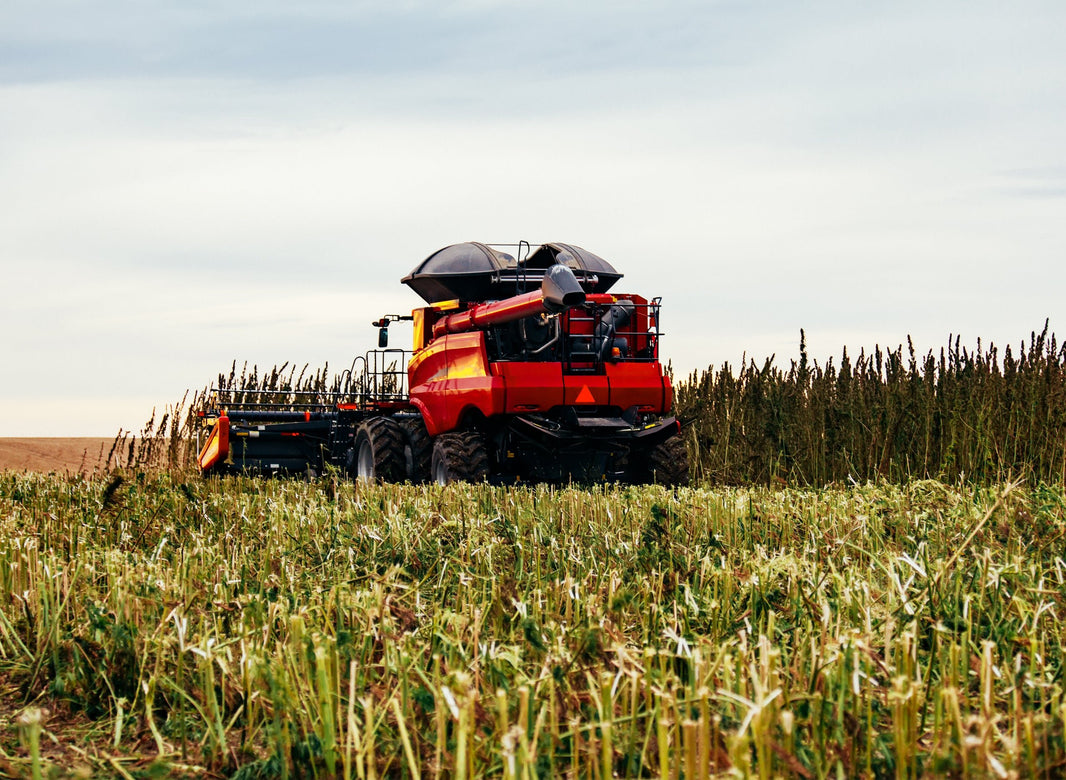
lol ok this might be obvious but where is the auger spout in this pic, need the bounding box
[432,264,586,338]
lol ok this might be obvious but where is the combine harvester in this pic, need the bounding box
[197,242,689,484]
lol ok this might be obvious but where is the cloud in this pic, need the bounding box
[0,0,732,84]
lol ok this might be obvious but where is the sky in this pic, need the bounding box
[2,1,1065,436]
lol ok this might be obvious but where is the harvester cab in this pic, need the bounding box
[197,241,689,485]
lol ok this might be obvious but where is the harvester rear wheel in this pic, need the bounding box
[352,418,406,482]
[643,435,690,486]
[431,431,490,484]
[400,416,432,482]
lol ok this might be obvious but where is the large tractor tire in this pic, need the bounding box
[400,416,432,483]
[643,435,691,486]
[351,418,406,482]
[431,431,490,484]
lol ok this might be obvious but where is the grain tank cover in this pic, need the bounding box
[524,243,623,294]
[401,241,623,304]
[401,242,515,304]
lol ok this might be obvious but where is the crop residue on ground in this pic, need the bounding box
[0,475,1063,777]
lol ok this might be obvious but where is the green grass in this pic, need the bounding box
[1,472,1064,777]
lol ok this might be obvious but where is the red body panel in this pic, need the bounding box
[605,362,672,412]
[409,331,505,435]
[495,362,565,411]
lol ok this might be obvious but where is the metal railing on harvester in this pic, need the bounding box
[201,349,412,421]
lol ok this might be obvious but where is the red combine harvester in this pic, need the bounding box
[197,242,689,484]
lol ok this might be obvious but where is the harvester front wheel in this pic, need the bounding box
[643,436,690,486]
[431,431,490,484]
[352,418,406,482]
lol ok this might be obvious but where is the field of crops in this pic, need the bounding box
[675,325,1066,486]
[1,471,1064,778]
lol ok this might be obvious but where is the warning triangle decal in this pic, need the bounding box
[575,385,596,404]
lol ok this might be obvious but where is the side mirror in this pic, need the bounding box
[378,327,389,348]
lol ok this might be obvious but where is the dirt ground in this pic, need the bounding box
[0,438,116,474]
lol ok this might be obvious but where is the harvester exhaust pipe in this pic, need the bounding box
[433,263,587,337]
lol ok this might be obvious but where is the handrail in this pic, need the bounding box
[203,349,413,416]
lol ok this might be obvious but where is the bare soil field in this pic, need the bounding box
[0,438,115,474]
